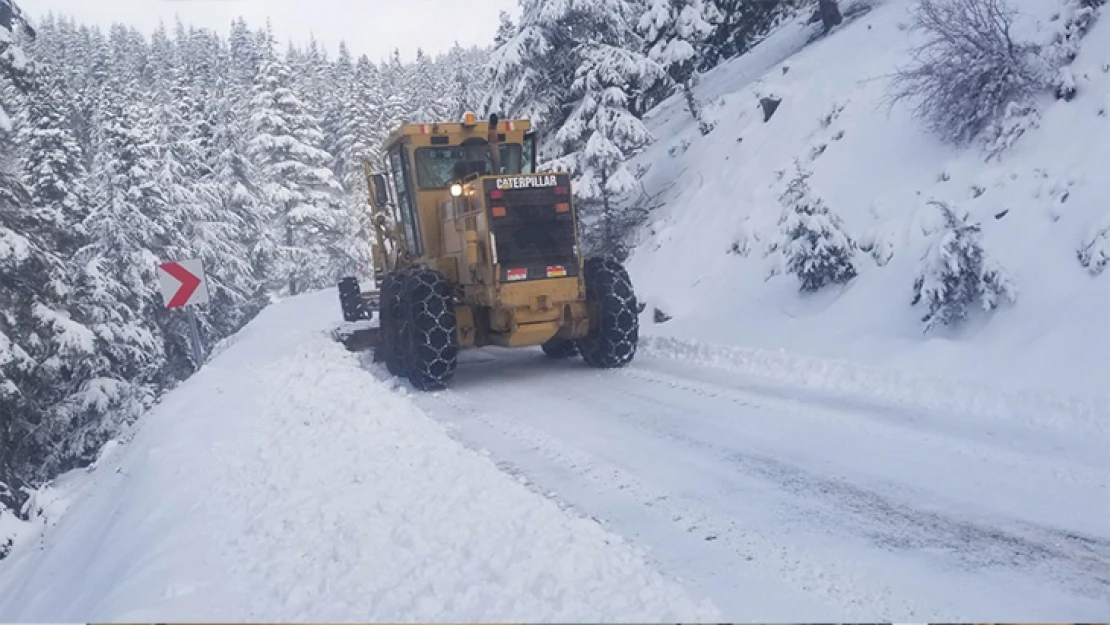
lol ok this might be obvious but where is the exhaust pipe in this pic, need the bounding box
[488,113,502,175]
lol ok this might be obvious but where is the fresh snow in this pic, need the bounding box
[627,0,1110,398]
[0,290,719,622]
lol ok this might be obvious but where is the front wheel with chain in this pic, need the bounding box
[576,257,639,368]
[400,268,458,391]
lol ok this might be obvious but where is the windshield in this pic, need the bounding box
[415,144,524,189]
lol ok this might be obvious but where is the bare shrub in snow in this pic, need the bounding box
[1077,219,1110,275]
[887,0,1047,145]
[912,201,1016,331]
[770,167,858,292]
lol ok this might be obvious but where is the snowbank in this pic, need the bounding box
[0,290,719,621]
[627,0,1110,399]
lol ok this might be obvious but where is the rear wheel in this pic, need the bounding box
[576,257,638,368]
[541,337,579,359]
[400,268,458,391]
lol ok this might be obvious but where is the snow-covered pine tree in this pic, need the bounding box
[639,0,719,134]
[380,49,410,130]
[481,0,579,152]
[19,61,89,256]
[912,201,1016,331]
[200,76,263,338]
[62,74,167,477]
[494,10,516,47]
[771,166,858,292]
[325,41,356,184]
[350,54,386,169]
[408,48,445,123]
[700,0,789,71]
[249,40,353,296]
[548,16,666,260]
[227,17,261,110]
[2,15,95,505]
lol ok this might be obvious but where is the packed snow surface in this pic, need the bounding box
[406,343,1110,621]
[0,291,719,622]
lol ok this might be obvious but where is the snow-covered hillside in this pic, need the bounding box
[628,0,1110,398]
[0,291,718,621]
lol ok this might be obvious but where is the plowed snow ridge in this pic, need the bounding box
[0,291,720,622]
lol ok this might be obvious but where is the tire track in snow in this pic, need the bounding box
[404,355,932,619]
[607,366,1110,600]
[398,347,1110,618]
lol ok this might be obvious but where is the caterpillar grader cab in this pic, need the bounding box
[334,113,639,390]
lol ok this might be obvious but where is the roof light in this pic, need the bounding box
[462,111,478,126]
[450,183,463,197]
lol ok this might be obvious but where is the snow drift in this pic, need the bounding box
[0,291,719,621]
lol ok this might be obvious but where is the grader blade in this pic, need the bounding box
[332,321,381,353]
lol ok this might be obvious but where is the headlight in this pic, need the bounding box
[450,183,463,197]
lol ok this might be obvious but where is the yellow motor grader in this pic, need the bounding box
[335,113,639,390]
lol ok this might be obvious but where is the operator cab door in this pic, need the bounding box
[387,144,422,257]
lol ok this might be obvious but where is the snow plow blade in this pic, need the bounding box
[332,321,381,353]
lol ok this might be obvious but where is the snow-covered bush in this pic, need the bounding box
[1054,66,1078,101]
[1077,218,1110,275]
[887,0,1047,145]
[912,201,1016,331]
[770,166,858,292]
[1048,0,1104,66]
[981,100,1041,160]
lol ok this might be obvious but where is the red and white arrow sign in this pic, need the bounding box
[157,259,210,309]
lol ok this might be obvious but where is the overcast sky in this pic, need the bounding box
[25,0,519,61]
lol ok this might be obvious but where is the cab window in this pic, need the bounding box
[414,144,524,189]
[388,146,421,256]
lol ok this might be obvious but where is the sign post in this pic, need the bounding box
[157,259,211,371]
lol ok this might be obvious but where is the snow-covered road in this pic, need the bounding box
[2,289,1108,621]
[396,343,1110,620]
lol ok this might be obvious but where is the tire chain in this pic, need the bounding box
[402,268,458,390]
[577,257,639,368]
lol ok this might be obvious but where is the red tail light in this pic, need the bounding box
[555,185,569,196]
[490,189,504,200]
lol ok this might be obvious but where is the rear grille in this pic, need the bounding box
[484,174,577,281]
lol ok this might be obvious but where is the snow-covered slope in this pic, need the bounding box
[628,0,1110,398]
[0,291,719,621]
